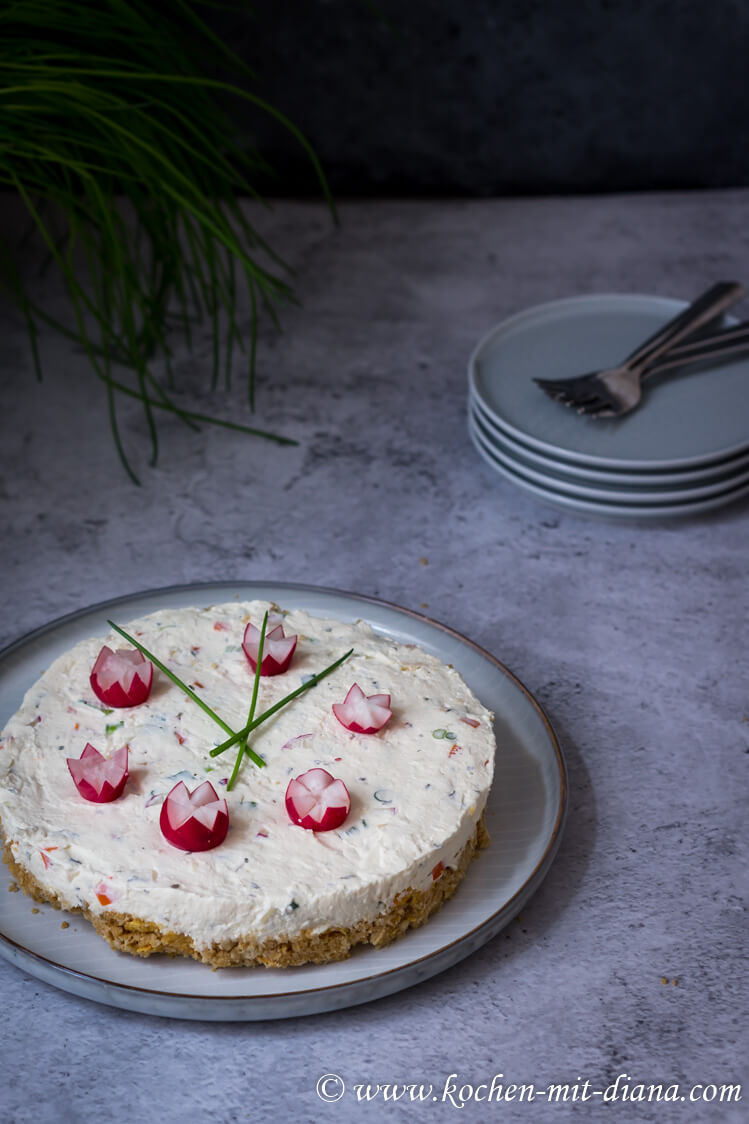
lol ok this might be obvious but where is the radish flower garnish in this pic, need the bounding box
[332,683,392,734]
[242,620,297,676]
[90,645,153,708]
[67,743,129,803]
[160,780,229,852]
[285,768,351,832]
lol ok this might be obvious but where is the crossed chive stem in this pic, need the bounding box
[227,610,267,791]
[107,619,353,788]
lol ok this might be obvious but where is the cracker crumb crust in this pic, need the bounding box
[3,816,489,969]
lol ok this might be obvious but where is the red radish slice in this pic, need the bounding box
[159,780,229,852]
[285,768,351,832]
[242,621,297,676]
[67,743,129,803]
[280,732,313,749]
[90,646,153,708]
[332,683,392,734]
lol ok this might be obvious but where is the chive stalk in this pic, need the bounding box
[209,648,354,757]
[107,619,265,769]
[1,2,332,480]
[227,611,267,791]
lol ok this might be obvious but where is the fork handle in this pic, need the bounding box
[624,281,745,371]
[642,320,749,378]
[648,318,749,359]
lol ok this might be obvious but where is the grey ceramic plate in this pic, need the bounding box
[469,294,749,470]
[470,404,749,504]
[469,414,749,519]
[0,582,566,1022]
[470,390,749,487]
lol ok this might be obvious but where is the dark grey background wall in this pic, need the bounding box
[212,0,749,196]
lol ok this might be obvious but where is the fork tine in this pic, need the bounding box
[587,407,617,418]
[535,380,589,402]
[575,397,607,411]
[533,379,571,394]
[535,375,623,415]
[550,393,580,407]
[579,396,621,416]
[576,403,605,415]
[556,391,600,407]
[534,384,568,403]
[534,377,594,393]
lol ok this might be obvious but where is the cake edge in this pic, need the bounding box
[2,813,489,969]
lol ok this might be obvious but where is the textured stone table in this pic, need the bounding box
[1,193,747,1123]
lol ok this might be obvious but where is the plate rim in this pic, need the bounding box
[0,580,568,1012]
[468,413,749,518]
[469,404,749,503]
[470,390,749,487]
[468,293,749,471]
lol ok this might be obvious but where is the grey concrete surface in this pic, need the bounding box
[1,193,748,1123]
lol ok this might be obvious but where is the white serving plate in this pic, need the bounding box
[0,582,567,1021]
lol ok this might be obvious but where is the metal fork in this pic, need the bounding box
[537,318,749,418]
[534,281,745,417]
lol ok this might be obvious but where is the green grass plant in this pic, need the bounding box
[0,1,332,481]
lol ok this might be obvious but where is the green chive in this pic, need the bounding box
[209,648,354,758]
[1,3,334,480]
[107,619,265,770]
[227,610,267,791]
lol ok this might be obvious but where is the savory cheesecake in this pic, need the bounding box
[0,601,495,968]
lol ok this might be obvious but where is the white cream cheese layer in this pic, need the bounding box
[0,602,495,950]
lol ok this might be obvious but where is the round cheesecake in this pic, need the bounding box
[0,601,495,968]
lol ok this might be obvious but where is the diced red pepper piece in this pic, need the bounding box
[95,881,114,906]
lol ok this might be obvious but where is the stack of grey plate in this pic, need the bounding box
[468,294,749,519]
